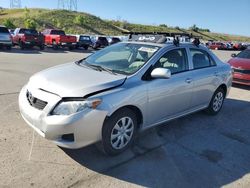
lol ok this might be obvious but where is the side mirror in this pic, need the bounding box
[151,68,171,79]
[231,53,237,58]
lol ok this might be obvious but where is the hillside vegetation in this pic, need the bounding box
[0,8,250,42]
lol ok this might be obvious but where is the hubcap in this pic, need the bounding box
[213,92,224,112]
[110,117,134,150]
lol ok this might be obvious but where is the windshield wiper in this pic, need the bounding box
[89,64,117,75]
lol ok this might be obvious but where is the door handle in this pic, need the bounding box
[185,78,192,84]
[214,72,219,77]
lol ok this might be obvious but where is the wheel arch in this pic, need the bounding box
[106,105,143,129]
[217,83,227,97]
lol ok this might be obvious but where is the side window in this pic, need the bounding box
[190,49,216,69]
[154,48,188,74]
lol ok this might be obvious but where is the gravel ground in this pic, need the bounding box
[0,48,249,188]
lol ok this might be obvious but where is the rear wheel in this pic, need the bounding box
[39,44,45,50]
[100,108,137,155]
[205,88,225,115]
[19,41,25,50]
[6,46,12,50]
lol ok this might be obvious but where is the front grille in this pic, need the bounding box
[26,90,47,110]
[233,78,250,83]
[233,68,250,75]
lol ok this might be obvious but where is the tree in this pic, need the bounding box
[24,7,30,19]
[24,19,37,29]
[3,19,16,29]
[189,24,198,32]
[74,15,84,25]
[159,24,168,28]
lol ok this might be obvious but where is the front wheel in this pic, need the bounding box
[39,45,45,50]
[205,88,225,115]
[101,108,137,155]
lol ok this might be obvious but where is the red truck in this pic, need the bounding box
[208,42,227,50]
[12,28,45,50]
[42,29,77,50]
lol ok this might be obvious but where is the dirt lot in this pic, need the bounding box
[0,48,250,188]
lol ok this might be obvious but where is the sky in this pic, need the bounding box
[1,0,250,36]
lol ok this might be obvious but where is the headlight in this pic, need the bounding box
[52,99,101,116]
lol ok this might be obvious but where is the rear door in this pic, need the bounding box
[145,48,194,126]
[188,48,219,108]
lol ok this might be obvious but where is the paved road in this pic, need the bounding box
[0,48,250,188]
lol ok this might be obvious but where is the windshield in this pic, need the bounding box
[80,43,159,75]
[237,50,250,59]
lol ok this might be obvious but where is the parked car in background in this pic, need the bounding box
[228,49,250,85]
[233,43,246,51]
[75,35,92,50]
[0,25,12,50]
[242,43,250,49]
[12,28,45,50]
[109,37,121,45]
[225,43,233,50]
[42,29,77,50]
[208,42,227,50]
[19,33,232,155]
[91,36,109,49]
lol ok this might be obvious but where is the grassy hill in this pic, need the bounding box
[0,8,250,42]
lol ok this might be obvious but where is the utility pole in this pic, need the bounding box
[10,0,21,8]
[58,0,77,11]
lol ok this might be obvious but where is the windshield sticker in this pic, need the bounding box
[138,47,157,53]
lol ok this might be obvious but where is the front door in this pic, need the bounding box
[145,48,194,126]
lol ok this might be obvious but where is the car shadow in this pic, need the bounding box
[232,83,250,90]
[0,47,42,54]
[62,97,250,187]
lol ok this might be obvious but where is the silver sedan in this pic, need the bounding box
[19,40,232,155]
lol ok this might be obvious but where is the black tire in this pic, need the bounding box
[19,41,25,50]
[84,46,88,50]
[39,45,45,50]
[205,87,225,115]
[68,46,74,50]
[6,46,12,50]
[100,108,137,156]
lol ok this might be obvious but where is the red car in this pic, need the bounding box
[208,42,227,50]
[42,29,77,50]
[228,49,250,86]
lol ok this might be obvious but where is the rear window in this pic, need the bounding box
[99,37,107,41]
[19,29,38,35]
[0,27,9,33]
[112,38,121,42]
[80,36,90,41]
[50,30,65,35]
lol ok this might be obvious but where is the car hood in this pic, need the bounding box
[27,62,127,98]
[228,58,250,69]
